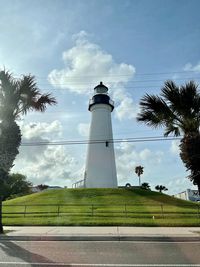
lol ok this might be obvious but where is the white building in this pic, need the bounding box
[84,82,118,188]
[173,189,200,202]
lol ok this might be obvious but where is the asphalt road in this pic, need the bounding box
[0,241,200,266]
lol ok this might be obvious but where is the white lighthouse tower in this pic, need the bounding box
[84,82,118,188]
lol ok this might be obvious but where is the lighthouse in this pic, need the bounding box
[84,82,118,188]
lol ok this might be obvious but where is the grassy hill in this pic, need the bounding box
[3,188,200,226]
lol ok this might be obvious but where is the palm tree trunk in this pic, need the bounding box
[197,183,200,197]
[0,121,21,172]
[180,134,200,195]
[0,196,3,234]
[139,175,141,186]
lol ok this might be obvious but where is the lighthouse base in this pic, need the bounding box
[85,179,117,188]
[85,141,118,188]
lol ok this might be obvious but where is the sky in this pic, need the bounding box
[1,0,200,194]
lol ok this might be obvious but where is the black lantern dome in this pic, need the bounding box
[89,82,114,111]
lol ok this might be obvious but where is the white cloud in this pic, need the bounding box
[12,121,82,187]
[78,123,90,137]
[48,31,137,120]
[115,142,164,185]
[21,120,63,139]
[170,140,180,155]
[166,176,196,195]
[113,88,139,120]
[139,148,152,160]
[15,145,77,185]
[183,62,200,73]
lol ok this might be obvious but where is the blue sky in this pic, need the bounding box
[1,0,200,194]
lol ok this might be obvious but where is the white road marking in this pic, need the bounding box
[0,263,200,266]
[6,241,200,244]
[118,241,200,244]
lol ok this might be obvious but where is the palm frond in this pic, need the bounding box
[16,75,41,116]
[161,80,180,102]
[19,75,40,97]
[162,80,200,121]
[0,70,19,120]
[13,75,57,116]
[137,93,177,128]
[164,124,180,137]
[31,93,57,112]
[179,81,199,115]
[137,111,165,128]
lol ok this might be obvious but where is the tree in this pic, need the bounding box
[155,185,168,193]
[4,173,32,200]
[135,166,144,186]
[0,69,56,233]
[36,184,49,191]
[141,182,151,190]
[137,80,200,194]
[0,171,32,233]
[180,134,200,192]
[0,70,56,173]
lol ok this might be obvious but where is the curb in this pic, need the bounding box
[1,235,200,242]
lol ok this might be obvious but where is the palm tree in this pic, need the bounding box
[141,182,151,190]
[0,69,56,233]
[137,80,200,193]
[135,165,144,186]
[155,185,168,193]
[0,70,56,172]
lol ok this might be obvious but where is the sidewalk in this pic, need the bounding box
[1,226,200,241]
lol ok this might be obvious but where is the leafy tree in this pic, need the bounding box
[0,171,32,233]
[141,182,151,190]
[155,185,168,193]
[0,69,56,233]
[4,173,32,200]
[135,166,144,186]
[36,184,49,191]
[137,80,200,193]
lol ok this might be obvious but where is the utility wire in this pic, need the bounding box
[36,77,200,86]
[12,70,199,79]
[35,79,200,92]
[21,136,182,146]
[40,83,200,92]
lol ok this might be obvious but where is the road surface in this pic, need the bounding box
[0,240,200,266]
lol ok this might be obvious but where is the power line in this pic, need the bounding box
[21,136,182,146]
[35,78,200,93]
[12,70,199,79]
[37,77,200,86]
[40,83,200,92]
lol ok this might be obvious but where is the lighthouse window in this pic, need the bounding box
[106,141,109,147]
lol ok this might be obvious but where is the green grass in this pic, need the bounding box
[2,188,200,226]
